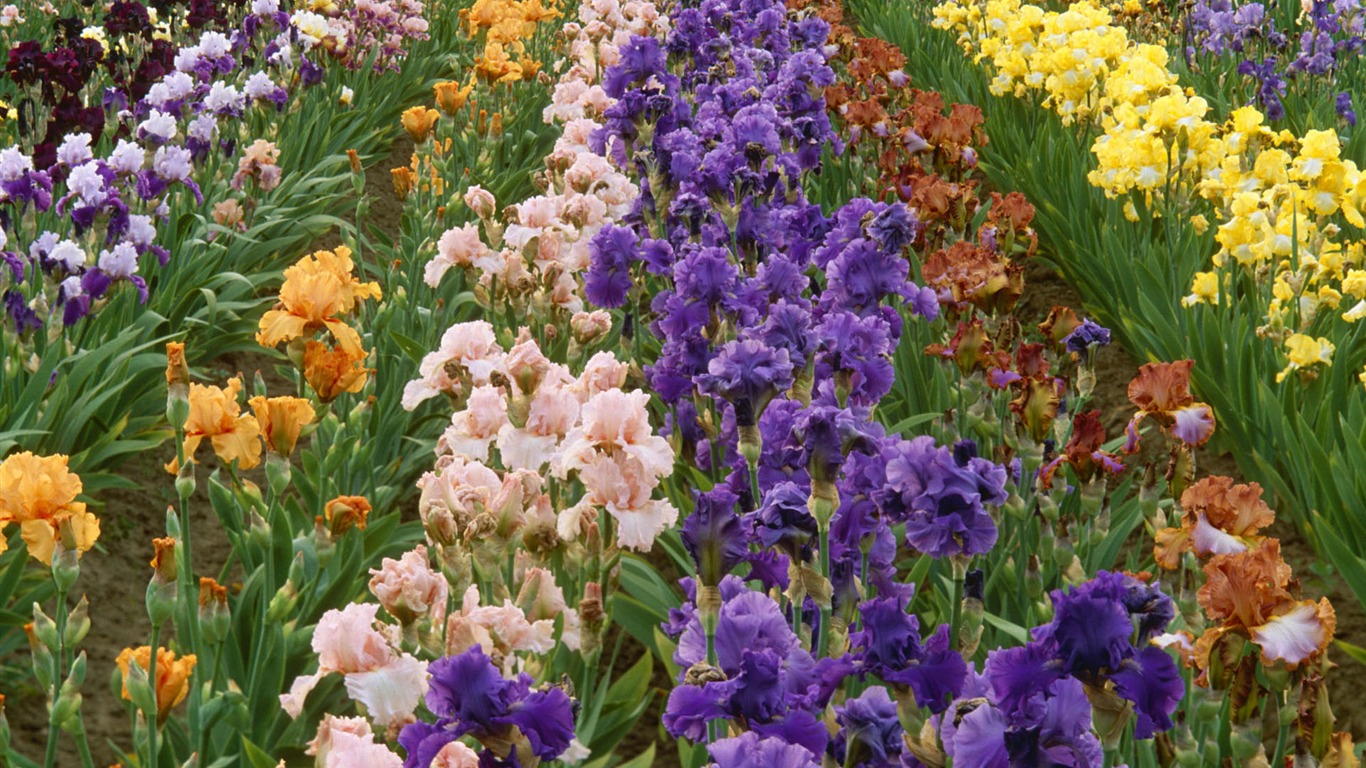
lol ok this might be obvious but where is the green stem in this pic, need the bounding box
[72,721,95,768]
[42,584,66,768]
[816,520,832,660]
[147,624,161,768]
[949,559,966,651]
[1271,691,1289,763]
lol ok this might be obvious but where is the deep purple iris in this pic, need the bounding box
[398,647,575,768]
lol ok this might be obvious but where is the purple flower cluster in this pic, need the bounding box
[663,576,853,755]
[0,4,336,333]
[1185,0,1362,123]
[398,646,576,767]
[930,669,1103,767]
[582,0,1024,761]
[985,571,1182,740]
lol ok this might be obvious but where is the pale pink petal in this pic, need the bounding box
[431,741,481,768]
[324,729,404,768]
[280,671,325,718]
[343,654,429,726]
[609,498,678,551]
[497,426,561,470]
[314,604,391,673]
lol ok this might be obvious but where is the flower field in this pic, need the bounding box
[1,0,1365,765]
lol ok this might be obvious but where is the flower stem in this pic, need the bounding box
[817,520,832,660]
[42,583,66,768]
[147,624,161,768]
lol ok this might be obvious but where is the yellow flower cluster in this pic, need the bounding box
[935,0,1366,382]
[461,0,561,83]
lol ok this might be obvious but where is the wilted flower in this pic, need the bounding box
[1039,411,1124,489]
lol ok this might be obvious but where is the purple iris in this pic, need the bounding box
[398,647,575,768]
[749,480,818,557]
[683,482,750,584]
[849,593,967,713]
[698,339,795,426]
[585,225,638,308]
[942,673,1103,768]
[985,572,1183,740]
[876,436,1005,559]
[832,687,904,767]
[1063,320,1111,353]
[708,732,820,768]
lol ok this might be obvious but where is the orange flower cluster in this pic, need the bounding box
[1151,477,1337,701]
[256,246,380,403]
[165,344,317,472]
[922,239,1025,315]
[460,0,559,83]
[0,452,100,565]
[1195,538,1336,674]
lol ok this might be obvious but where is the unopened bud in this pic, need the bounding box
[51,653,86,730]
[259,451,288,496]
[175,462,196,499]
[166,342,190,426]
[266,581,299,623]
[25,622,54,689]
[52,540,81,591]
[198,578,230,645]
[31,605,59,651]
[248,509,271,549]
[65,597,91,646]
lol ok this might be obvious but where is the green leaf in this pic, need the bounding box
[240,738,278,768]
[617,744,658,768]
[982,612,1030,644]
[1335,639,1366,666]
[1313,513,1366,615]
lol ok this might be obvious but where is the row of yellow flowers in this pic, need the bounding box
[932,0,1366,384]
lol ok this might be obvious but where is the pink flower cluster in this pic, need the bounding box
[421,0,667,319]
[405,322,677,552]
